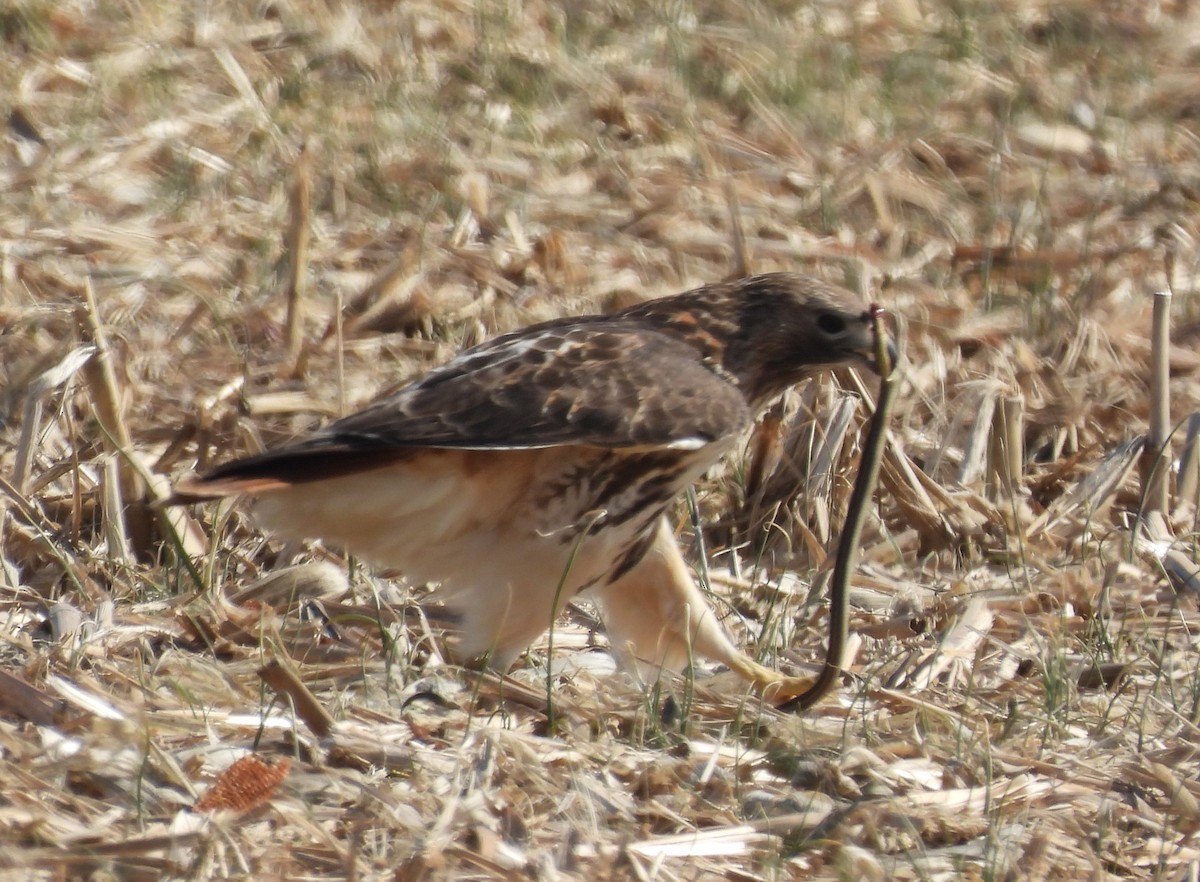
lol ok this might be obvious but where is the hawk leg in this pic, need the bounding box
[590,517,814,703]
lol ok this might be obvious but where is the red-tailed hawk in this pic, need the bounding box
[173,272,886,699]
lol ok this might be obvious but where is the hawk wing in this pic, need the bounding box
[177,321,750,495]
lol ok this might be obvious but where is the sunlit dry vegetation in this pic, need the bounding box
[4,0,1200,879]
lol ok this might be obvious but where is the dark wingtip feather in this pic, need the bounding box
[163,475,293,506]
[164,446,416,506]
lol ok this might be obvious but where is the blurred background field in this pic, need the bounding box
[4,1,1200,879]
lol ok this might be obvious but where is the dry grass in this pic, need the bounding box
[5,0,1200,878]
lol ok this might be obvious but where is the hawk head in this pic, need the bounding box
[727,273,887,407]
[625,272,889,410]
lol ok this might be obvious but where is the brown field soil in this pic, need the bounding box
[4,1,1200,879]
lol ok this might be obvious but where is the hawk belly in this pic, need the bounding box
[249,441,731,668]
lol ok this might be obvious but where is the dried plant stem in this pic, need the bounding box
[0,472,45,527]
[1175,412,1200,511]
[988,395,1025,499]
[12,398,41,495]
[723,178,749,278]
[283,140,313,370]
[0,668,67,726]
[258,659,334,738]
[78,280,131,451]
[101,456,131,565]
[1141,289,1172,516]
[957,389,997,486]
[78,276,151,553]
[783,308,897,712]
[334,288,346,417]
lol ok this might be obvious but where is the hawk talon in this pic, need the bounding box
[727,655,816,704]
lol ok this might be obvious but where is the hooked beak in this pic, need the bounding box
[845,322,898,377]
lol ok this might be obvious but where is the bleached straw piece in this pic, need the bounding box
[1174,412,1200,512]
[1141,288,1172,516]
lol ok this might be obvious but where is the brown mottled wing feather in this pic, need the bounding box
[336,322,749,449]
[183,321,750,492]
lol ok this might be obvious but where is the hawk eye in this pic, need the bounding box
[817,313,847,336]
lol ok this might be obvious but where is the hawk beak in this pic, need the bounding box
[846,328,897,376]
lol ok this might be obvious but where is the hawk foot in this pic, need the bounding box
[725,655,815,705]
